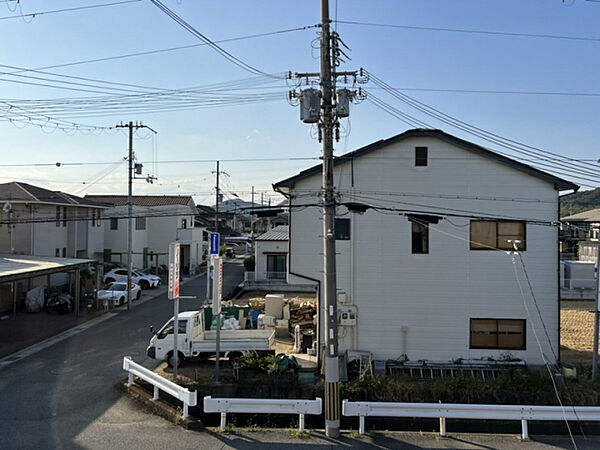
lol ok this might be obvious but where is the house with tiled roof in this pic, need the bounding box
[85,194,205,274]
[0,182,107,260]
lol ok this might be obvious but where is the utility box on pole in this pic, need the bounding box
[300,89,321,123]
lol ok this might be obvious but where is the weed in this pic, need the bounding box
[348,430,360,439]
[223,423,236,434]
[288,428,310,439]
[367,430,378,439]
[247,422,261,432]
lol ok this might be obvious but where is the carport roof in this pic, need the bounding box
[0,254,95,284]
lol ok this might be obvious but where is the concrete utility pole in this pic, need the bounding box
[251,186,255,252]
[593,227,600,380]
[115,121,157,311]
[214,160,221,382]
[319,0,340,437]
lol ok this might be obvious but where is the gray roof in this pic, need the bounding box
[0,182,107,208]
[0,254,95,283]
[562,208,600,222]
[85,194,194,208]
[256,225,288,241]
[273,129,579,192]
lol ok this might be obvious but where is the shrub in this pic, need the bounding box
[243,255,255,271]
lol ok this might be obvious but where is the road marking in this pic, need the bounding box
[0,313,118,369]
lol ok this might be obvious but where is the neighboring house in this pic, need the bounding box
[273,128,578,367]
[560,208,600,264]
[86,195,205,274]
[254,225,288,281]
[0,182,107,260]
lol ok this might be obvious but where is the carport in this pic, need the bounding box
[0,254,98,317]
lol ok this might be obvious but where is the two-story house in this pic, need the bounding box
[86,195,205,275]
[0,182,106,259]
[273,129,578,367]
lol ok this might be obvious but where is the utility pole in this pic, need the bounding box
[319,1,340,437]
[115,121,157,311]
[592,226,600,380]
[214,160,221,382]
[287,0,366,438]
[251,186,255,253]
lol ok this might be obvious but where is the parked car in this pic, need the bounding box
[97,282,141,307]
[103,268,161,289]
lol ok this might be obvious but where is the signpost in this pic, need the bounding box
[212,256,223,382]
[168,242,180,380]
[206,232,220,304]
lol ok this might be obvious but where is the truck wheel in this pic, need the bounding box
[119,297,124,306]
[167,352,183,368]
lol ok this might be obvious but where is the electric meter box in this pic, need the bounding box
[339,305,357,326]
[300,88,321,123]
[336,88,352,118]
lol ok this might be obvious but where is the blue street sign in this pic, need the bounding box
[210,232,220,255]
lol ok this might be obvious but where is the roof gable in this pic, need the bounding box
[273,129,579,192]
[0,182,107,208]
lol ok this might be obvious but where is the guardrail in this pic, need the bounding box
[122,356,197,418]
[204,396,322,432]
[343,400,600,438]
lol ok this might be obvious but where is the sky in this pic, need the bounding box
[0,0,599,206]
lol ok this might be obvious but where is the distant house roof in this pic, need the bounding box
[85,195,194,208]
[562,208,600,222]
[273,129,579,192]
[256,225,288,241]
[0,182,107,208]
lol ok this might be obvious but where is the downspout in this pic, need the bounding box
[30,205,34,255]
[274,184,322,370]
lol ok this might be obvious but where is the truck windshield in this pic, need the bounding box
[157,319,187,339]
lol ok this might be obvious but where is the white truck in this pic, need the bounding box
[147,310,275,367]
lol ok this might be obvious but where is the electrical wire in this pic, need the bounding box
[0,0,142,22]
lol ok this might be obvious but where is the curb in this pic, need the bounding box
[116,378,203,431]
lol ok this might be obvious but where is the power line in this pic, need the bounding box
[149,0,287,79]
[334,19,600,43]
[0,0,142,22]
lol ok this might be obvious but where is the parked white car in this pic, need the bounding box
[97,282,141,307]
[103,268,161,289]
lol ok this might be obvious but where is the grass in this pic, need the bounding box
[288,428,311,439]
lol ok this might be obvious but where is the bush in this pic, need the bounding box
[238,351,277,374]
[243,255,255,271]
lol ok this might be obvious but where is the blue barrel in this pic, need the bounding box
[250,310,261,328]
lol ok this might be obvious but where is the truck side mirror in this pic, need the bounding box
[150,325,155,335]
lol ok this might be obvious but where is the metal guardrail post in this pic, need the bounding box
[359,415,365,435]
[153,386,159,401]
[440,417,446,437]
[220,412,227,431]
[128,372,133,386]
[521,419,528,440]
[299,414,305,432]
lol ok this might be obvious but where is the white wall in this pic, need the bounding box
[287,135,561,366]
[255,239,288,280]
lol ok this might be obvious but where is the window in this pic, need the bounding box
[55,248,60,257]
[56,206,60,227]
[157,319,188,339]
[266,254,286,279]
[110,218,118,230]
[62,207,67,227]
[135,217,146,230]
[62,248,66,257]
[470,220,526,251]
[415,146,428,167]
[470,318,526,350]
[181,218,187,229]
[335,218,351,240]
[411,220,429,254]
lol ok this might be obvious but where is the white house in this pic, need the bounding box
[0,182,106,260]
[273,129,578,367]
[86,195,205,274]
[254,225,288,281]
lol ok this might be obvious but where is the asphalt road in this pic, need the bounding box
[0,261,244,450]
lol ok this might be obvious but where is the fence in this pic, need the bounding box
[342,400,600,438]
[122,356,197,418]
[204,396,322,432]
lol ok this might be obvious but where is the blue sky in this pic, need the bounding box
[1,0,598,204]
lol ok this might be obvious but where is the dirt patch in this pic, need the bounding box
[561,301,595,365]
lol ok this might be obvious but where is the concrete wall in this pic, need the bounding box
[287,135,561,366]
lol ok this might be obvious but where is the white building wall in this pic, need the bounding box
[287,135,561,366]
[255,239,288,280]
